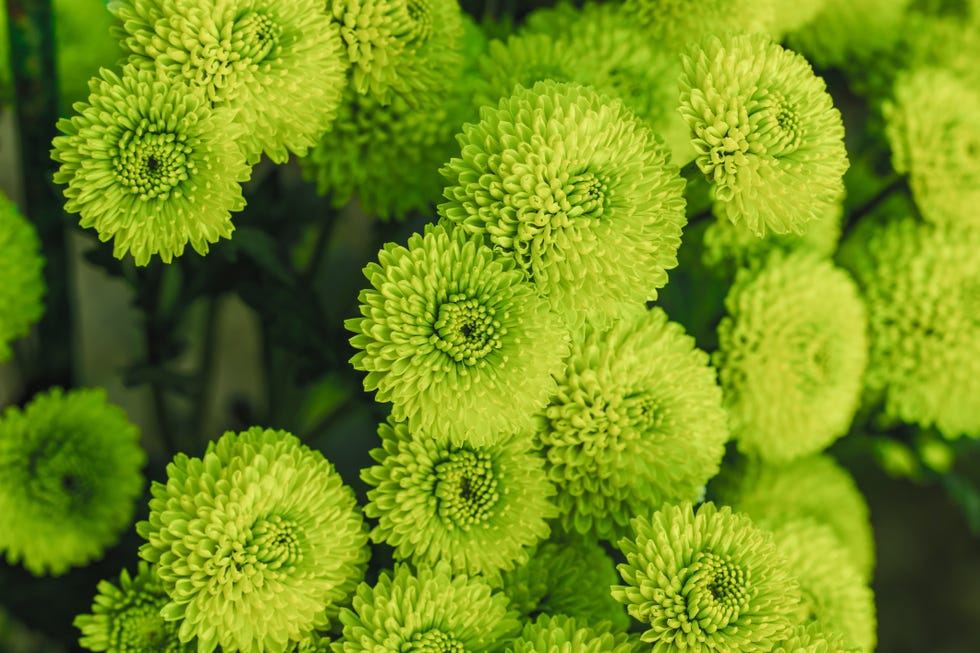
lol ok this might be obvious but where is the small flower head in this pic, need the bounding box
[538,308,729,541]
[111,0,348,162]
[884,67,980,229]
[612,502,802,652]
[786,0,910,71]
[336,563,521,653]
[441,80,686,325]
[362,418,557,580]
[839,214,980,438]
[506,615,635,653]
[137,427,370,653]
[679,33,848,236]
[772,622,860,653]
[620,0,775,50]
[74,562,189,653]
[714,251,868,462]
[347,223,570,444]
[51,64,251,265]
[0,387,145,576]
[0,192,45,363]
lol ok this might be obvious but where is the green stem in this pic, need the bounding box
[190,297,221,441]
[840,175,907,240]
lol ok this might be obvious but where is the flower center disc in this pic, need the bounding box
[403,0,433,45]
[432,295,503,365]
[684,551,750,631]
[250,515,303,570]
[114,122,193,201]
[434,449,499,531]
[112,604,170,651]
[753,91,803,157]
[231,11,281,63]
[405,630,466,653]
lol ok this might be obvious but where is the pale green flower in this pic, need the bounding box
[772,622,860,653]
[0,388,144,576]
[506,615,635,653]
[787,0,911,71]
[620,0,775,49]
[137,427,370,653]
[0,191,45,363]
[679,33,848,236]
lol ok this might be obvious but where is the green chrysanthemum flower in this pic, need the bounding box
[347,223,569,444]
[74,562,189,653]
[0,192,45,363]
[883,68,980,229]
[329,0,464,104]
[336,563,521,653]
[137,427,370,653]
[773,622,860,653]
[612,502,802,652]
[362,418,557,580]
[506,615,635,653]
[499,534,630,631]
[110,0,347,163]
[440,80,686,325]
[289,632,332,653]
[679,33,849,236]
[538,307,728,541]
[620,0,774,49]
[709,454,875,580]
[838,214,980,438]
[0,387,144,576]
[51,64,251,266]
[714,251,868,462]
[769,520,876,652]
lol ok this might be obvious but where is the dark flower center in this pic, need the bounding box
[683,551,750,630]
[232,10,281,63]
[432,295,503,365]
[250,515,303,570]
[434,449,499,530]
[112,603,170,651]
[753,90,804,157]
[114,121,194,201]
[404,630,466,653]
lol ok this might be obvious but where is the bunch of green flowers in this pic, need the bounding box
[0,191,45,363]
[137,427,370,653]
[0,387,144,576]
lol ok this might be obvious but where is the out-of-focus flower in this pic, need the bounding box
[0,192,45,363]
[787,0,911,71]
[772,622,860,653]
[620,0,774,49]
[505,614,634,653]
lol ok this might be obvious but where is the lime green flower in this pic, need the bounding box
[289,632,332,653]
[679,33,848,236]
[714,251,868,462]
[329,0,464,104]
[839,215,980,438]
[613,502,801,652]
[769,520,876,652]
[506,615,635,653]
[710,454,875,580]
[362,418,557,580]
[538,308,728,541]
[620,0,774,49]
[884,68,980,229]
[336,563,521,653]
[0,192,45,363]
[74,562,189,653]
[773,622,860,653]
[137,427,370,653]
[111,0,348,163]
[441,80,686,326]
[51,64,251,266]
[0,387,145,576]
[347,224,569,444]
[499,534,630,631]
[768,0,830,35]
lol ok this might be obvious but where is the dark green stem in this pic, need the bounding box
[190,297,221,441]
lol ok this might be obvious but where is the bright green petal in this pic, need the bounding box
[0,192,45,363]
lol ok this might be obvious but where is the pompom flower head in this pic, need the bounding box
[110,0,348,163]
[839,214,980,438]
[51,64,251,265]
[0,387,145,576]
[0,192,45,363]
[773,622,860,653]
[347,223,569,444]
[440,80,686,326]
[137,427,370,653]
[506,615,634,653]
[786,0,910,71]
[679,33,848,236]
[884,67,980,229]
[74,562,190,653]
[336,563,521,653]
[714,251,868,462]
[613,502,802,652]
[537,307,729,541]
[620,0,774,49]
[361,418,557,580]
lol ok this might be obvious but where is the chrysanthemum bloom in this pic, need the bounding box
[110,0,348,163]
[0,192,45,363]
[620,0,774,49]
[0,387,144,576]
[506,615,634,653]
[838,215,980,438]
[786,0,910,71]
[538,307,728,541]
[709,454,875,580]
[347,224,569,444]
[362,418,557,580]
[679,33,848,237]
[772,622,860,653]
[613,502,802,651]
[499,534,630,631]
[74,562,189,653]
[328,0,464,104]
[51,64,250,265]
[714,251,868,462]
[768,519,876,652]
[137,427,370,653]
[336,563,521,653]
[440,81,686,325]
[883,68,980,229]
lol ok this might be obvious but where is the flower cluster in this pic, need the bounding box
[0,192,45,362]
